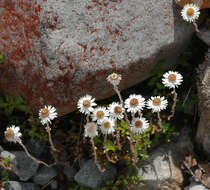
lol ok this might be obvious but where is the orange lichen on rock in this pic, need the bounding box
[175,0,210,9]
[0,0,41,63]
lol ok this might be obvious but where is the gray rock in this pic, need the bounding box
[184,182,209,190]
[0,0,194,115]
[197,28,210,47]
[196,49,210,155]
[63,165,77,182]
[50,180,58,190]
[128,128,193,190]
[0,145,3,153]
[32,166,57,185]
[0,151,39,181]
[25,138,46,158]
[74,159,117,188]
[78,158,88,169]
[3,181,40,190]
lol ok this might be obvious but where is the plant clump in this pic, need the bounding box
[77,71,183,168]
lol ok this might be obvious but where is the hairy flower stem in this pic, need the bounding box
[135,135,142,155]
[157,111,163,131]
[90,138,97,162]
[90,138,105,172]
[46,123,58,153]
[113,86,138,164]
[193,22,199,33]
[138,111,142,118]
[115,121,122,150]
[86,113,90,123]
[168,89,177,121]
[18,141,56,167]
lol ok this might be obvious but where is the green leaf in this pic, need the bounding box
[151,61,166,75]
[106,140,116,152]
[0,102,9,108]
[7,105,14,115]
[15,95,24,106]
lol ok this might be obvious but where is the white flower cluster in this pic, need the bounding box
[77,94,124,137]
[78,92,166,137]
[78,71,183,138]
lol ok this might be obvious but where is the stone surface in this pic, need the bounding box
[63,164,77,182]
[25,138,47,158]
[175,0,210,9]
[196,49,210,155]
[0,145,4,153]
[127,128,193,190]
[184,182,209,190]
[50,180,58,190]
[0,0,194,115]
[3,181,40,190]
[197,28,210,47]
[32,166,57,185]
[0,151,39,181]
[74,159,117,188]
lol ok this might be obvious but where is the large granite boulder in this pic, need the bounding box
[0,0,194,115]
[196,45,210,155]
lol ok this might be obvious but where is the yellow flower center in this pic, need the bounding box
[41,108,50,117]
[168,74,176,82]
[104,121,111,129]
[109,73,119,80]
[130,98,139,106]
[96,110,104,118]
[114,106,122,114]
[135,120,143,128]
[5,128,14,139]
[186,8,195,16]
[152,98,161,106]
[83,100,91,107]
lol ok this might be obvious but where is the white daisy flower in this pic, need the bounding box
[147,96,168,113]
[107,73,122,86]
[108,102,124,120]
[125,94,145,113]
[131,117,149,134]
[84,122,98,138]
[100,118,115,135]
[162,71,183,89]
[91,107,109,124]
[77,94,97,115]
[181,3,200,23]
[4,125,22,143]
[39,105,58,125]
